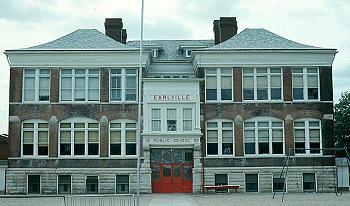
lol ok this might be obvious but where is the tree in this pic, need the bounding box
[334,91,350,148]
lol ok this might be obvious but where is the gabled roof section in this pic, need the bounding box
[127,40,214,61]
[16,29,136,51]
[207,28,329,50]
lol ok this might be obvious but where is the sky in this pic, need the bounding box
[0,0,349,134]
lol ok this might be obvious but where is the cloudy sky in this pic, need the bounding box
[0,0,349,134]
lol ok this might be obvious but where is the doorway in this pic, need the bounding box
[151,148,193,193]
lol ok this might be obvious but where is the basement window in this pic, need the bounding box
[245,174,258,192]
[27,175,40,194]
[273,177,286,192]
[86,176,99,194]
[303,173,316,192]
[116,175,129,194]
[58,175,71,194]
[215,174,228,193]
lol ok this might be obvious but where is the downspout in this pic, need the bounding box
[201,101,207,193]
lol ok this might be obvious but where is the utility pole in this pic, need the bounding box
[136,0,144,206]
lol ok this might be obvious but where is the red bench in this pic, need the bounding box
[204,185,240,193]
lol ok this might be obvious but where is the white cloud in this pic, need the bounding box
[0,0,349,134]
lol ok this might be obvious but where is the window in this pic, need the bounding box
[292,68,319,101]
[23,69,50,102]
[110,120,137,156]
[167,109,177,131]
[59,119,99,156]
[150,107,193,132]
[245,174,258,192]
[215,174,228,193]
[294,119,321,155]
[152,49,158,58]
[244,117,284,155]
[22,120,49,157]
[60,69,99,102]
[110,68,137,101]
[86,176,98,194]
[206,120,234,156]
[151,109,161,131]
[185,50,192,58]
[183,108,192,131]
[243,68,282,101]
[116,175,129,194]
[58,175,71,194]
[303,173,316,192]
[28,175,40,194]
[273,176,286,192]
[205,68,233,101]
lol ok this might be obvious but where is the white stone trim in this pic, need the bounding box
[193,50,337,71]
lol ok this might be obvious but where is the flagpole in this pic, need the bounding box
[136,0,144,206]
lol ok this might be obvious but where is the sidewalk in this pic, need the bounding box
[145,194,197,206]
[1,192,350,206]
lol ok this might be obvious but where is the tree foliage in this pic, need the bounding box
[334,91,350,148]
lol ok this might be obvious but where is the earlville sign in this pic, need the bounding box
[153,95,191,101]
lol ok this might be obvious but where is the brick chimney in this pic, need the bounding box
[213,17,238,45]
[104,18,127,44]
[213,20,220,45]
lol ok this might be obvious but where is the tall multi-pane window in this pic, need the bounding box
[110,68,137,101]
[183,108,193,131]
[59,119,99,156]
[292,68,319,101]
[23,69,50,102]
[294,119,321,155]
[242,68,282,101]
[60,69,99,102]
[206,120,234,156]
[205,68,233,101]
[151,109,161,132]
[22,120,49,157]
[167,109,177,131]
[244,117,284,155]
[109,120,137,156]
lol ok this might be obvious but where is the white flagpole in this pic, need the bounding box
[136,0,144,206]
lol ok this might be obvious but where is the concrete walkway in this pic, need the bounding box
[2,193,350,206]
[147,194,197,206]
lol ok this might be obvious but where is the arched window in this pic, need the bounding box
[206,119,234,156]
[109,119,137,156]
[243,116,284,155]
[294,118,322,155]
[58,117,99,157]
[21,119,49,157]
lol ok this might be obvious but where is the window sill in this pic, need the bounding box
[20,156,49,159]
[242,100,284,103]
[205,100,234,103]
[205,155,235,158]
[243,154,286,157]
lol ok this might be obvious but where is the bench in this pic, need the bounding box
[204,185,240,193]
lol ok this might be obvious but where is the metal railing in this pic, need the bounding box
[63,194,135,206]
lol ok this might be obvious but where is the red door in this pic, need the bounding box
[161,164,173,193]
[152,163,192,193]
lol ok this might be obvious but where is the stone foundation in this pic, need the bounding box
[6,168,152,195]
[201,166,336,193]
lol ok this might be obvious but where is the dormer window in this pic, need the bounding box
[152,49,158,58]
[185,50,192,58]
[179,45,208,58]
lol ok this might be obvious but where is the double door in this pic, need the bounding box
[151,148,193,193]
